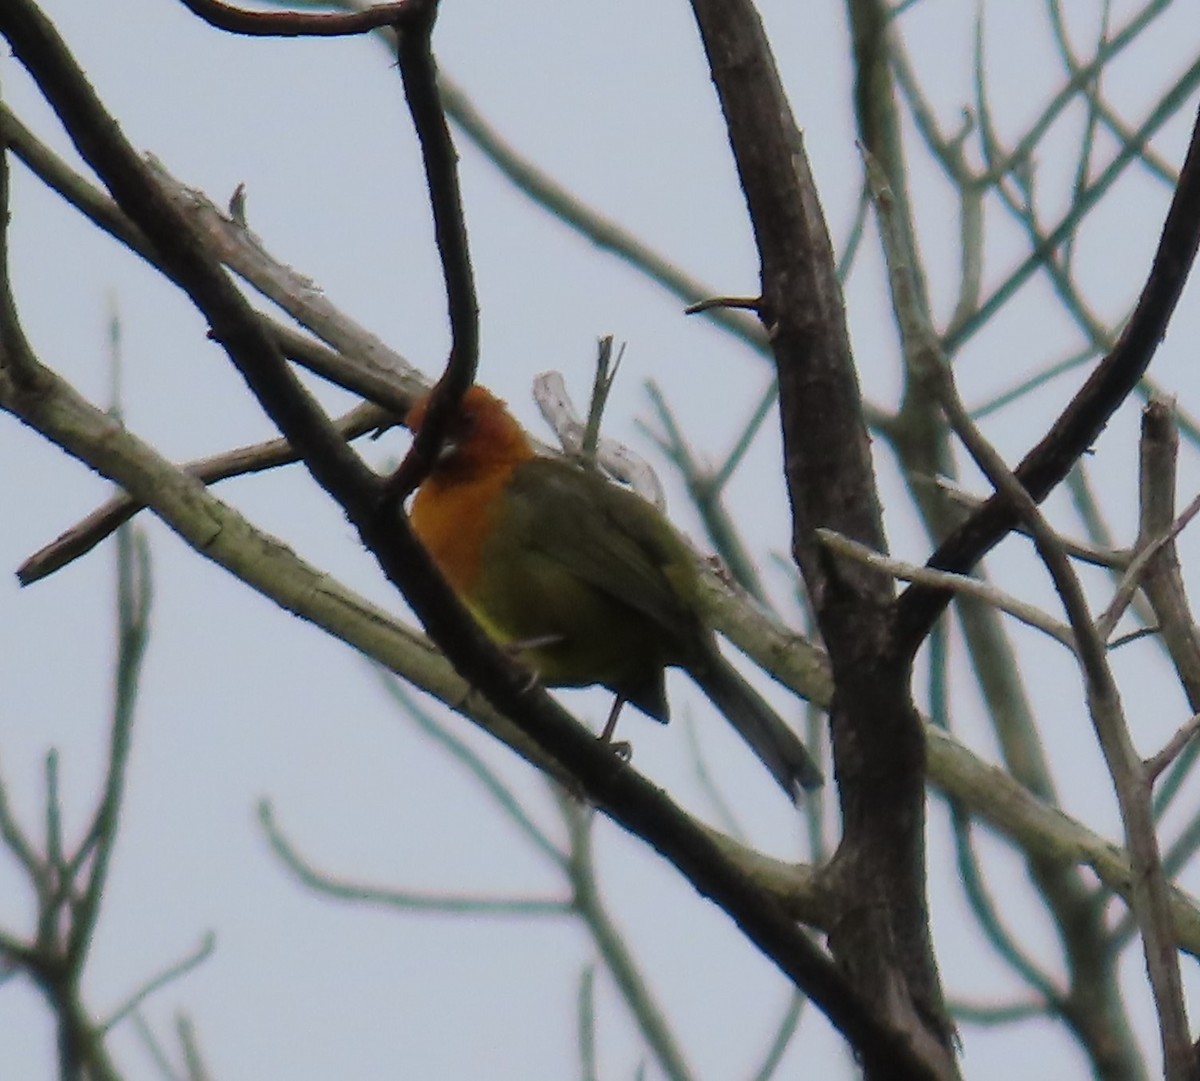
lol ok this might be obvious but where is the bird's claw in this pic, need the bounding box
[606,738,633,762]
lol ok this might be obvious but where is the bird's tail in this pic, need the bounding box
[689,650,823,799]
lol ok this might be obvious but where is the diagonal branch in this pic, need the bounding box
[18,400,393,586]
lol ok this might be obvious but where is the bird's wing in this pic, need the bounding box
[501,458,697,635]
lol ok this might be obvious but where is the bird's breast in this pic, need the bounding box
[409,464,514,596]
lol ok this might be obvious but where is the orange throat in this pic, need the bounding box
[407,385,537,598]
[409,459,518,595]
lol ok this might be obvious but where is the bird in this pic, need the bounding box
[405,384,823,799]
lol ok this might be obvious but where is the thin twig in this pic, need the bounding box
[1134,398,1200,822]
[577,964,598,1081]
[374,671,567,866]
[748,993,805,1081]
[641,381,769,605]
[818,528,1075,649]
[0,761,44,889]
[132,1013,184,1081]
[679,707,746,844]
[66,521,151,967]
[897,97,1200,652]
[583,336,622,462]
[868,144,1195,1075]
[1096,492,1200,641]
[260,800,571,917]
[909,473,1128,570]
[949,999,1049,1026]
[560,795,697,1081]
[383,0,480,504]
[177,1015,214,1081]
[19,401,393,586]
[1145,714,1200,783]
[533,370,665,507]
[101,934,216,1033]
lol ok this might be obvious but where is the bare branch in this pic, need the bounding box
[178,0,418,37]
[18,401,393,586]
[533,370,665,509]
[867,124,1193,1075]
[927,725,1200,957]
[911,473,1128,570]
[748,993,805,1081]
[692,1,951,1075]
[177,1014,215,1081]
[577,964,598,1081]
[1136,399,1200,813]
[1096,492,1200,642]
[374,673,568,867]
[1146,715,1200,784]
[67,523,152,966]
[897,99,1200,653]
[260,801,572,917]
[101,934,216,1033]
[818,528,1076,649]
[683,295,761,314]
[559,795,698,1081]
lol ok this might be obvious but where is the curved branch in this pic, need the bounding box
[260,801,571,917]
[178,0,418,37]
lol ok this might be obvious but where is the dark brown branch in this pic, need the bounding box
[896,100,1200,655]
[383,1,479,503]
[689,0,951,1077]
[177,0,416,36]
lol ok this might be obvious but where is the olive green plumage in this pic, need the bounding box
[408,386,823,797]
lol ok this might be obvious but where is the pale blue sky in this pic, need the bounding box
[3,2,1200,1078]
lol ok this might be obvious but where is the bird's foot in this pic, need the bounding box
[599,696,626,743]
[606,739,633,762]
[597,697,633,761]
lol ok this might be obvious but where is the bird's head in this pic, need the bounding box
[406,384,535,473]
